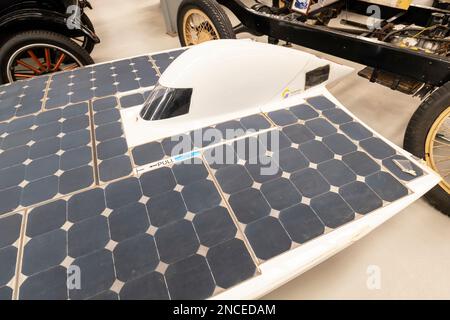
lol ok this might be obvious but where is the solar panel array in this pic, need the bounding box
[0,212,22,300]
[0,103,95,215]
[92,97,133,183]
[0,47,425,299]
[0,77,49,121]
[130,96,419,263]
[19,168,256,300]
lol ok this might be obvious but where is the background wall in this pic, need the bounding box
[88,0,450,299]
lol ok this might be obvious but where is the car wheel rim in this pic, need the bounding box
[425,106,450,193]
[182,9,220,45]
[6,44,83,82]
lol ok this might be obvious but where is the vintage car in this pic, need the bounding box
[0,0,99,83]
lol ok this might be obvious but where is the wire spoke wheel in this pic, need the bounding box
[7,44,83,82]
[404,81,450,215]
[183,9,220,45]
[0,30,94,84]
[426,106,450,193]
[177,0,236,47]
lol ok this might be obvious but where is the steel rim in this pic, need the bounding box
[7,43,83,82]
[425,106,450,193]
[182,8,220,45]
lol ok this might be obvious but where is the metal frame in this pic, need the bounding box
[217,0,450,87]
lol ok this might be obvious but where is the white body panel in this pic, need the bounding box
[122,40,352,147]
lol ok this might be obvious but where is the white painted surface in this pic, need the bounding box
[122,40,352,147]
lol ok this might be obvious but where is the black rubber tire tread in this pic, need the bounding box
[0,29,94,84]
[404,81,450,216]
[177,0,236,47]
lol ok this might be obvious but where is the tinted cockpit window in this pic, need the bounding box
[139,84,192,121]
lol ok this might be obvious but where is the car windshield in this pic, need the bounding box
[139,84,193,121]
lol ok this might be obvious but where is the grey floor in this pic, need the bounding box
[88,0,450,299]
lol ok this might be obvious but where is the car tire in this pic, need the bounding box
[177,0,236,47]
[404,81,450,216]
[0,30,94,84]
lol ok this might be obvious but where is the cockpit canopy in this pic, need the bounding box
[139,84,193,121]
[138,40,353,124]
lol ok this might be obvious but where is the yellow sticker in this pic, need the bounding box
[396,0,412,10]
[282,88,290,99]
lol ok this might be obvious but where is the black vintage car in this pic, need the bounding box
[0,0,99,84]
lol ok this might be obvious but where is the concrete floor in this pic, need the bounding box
[88,0,450,299]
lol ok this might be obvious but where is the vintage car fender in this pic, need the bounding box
[0,7,99,43]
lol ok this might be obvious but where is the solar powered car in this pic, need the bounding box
[117,40,441,299]
[0,40,441,300]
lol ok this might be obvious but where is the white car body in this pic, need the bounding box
[122,40,352,147]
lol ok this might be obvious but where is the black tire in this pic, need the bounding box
[404,81,450,216]
[177,0,236,47]
[0,30,94,84]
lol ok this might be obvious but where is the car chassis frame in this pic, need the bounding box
[217,0,450,90]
